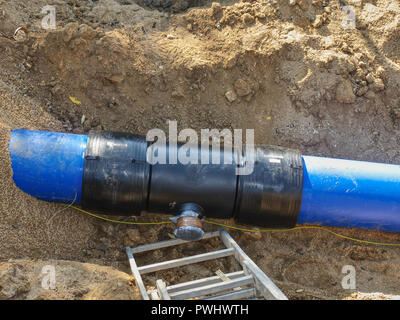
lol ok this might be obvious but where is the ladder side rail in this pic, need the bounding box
[219,228,288,300]
[126,247,150,300]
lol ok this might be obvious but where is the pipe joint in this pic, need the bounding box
[171,203,205,241]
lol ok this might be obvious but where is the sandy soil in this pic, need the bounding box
[0,259,139,299]
[0,0,400,299]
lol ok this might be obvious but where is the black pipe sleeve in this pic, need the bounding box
[81,131,303,228]
[147,142,239,219]
[82,131,150,215]
[234,146,303,228]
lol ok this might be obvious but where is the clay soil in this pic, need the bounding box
[0,0,400,300]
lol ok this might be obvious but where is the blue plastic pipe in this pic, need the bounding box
[8,129,400,233]
[9,129,87,203]
[298,156,400,233]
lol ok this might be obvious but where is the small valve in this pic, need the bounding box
[171,203,204,241]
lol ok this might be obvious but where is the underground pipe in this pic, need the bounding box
[8,129,400,239]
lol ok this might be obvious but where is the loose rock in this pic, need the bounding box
[335,80,356,104]
[234,79,251,97]
[225,90,237,103]
[124,229,141,247]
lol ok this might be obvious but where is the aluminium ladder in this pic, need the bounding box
[126,228,288,300]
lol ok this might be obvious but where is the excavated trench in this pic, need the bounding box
[0,0,400,299]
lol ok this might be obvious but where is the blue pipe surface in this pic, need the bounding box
[9,129,87,203]
[298,156,400,233]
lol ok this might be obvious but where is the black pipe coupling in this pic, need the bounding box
[81,131,303,238]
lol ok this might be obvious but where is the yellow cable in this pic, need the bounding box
[69,205,172,225]
[204,220,400,247]
[67,205,400,247]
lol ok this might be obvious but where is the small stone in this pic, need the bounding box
[171,87,185,99]
[376,66,385,76]
[244,230,262,241]
[335,80,356,104]
[111,250,120,260]
[289,0,297,6]
[392,105,400,118]
[256,10,267,19]
[108,97,118,108]
[365,90,376,100]
[63,23,79,43]
[370,78,385,92]
[242,13,254,24]
[167,34,175,40]
[355,86,368,97]
[225,90,237,103]
[341,42,353,54]
[211,2,222,15]
[312,0,322,8]
[358,61,367,69]
[51,85,61,95]
[100,224,114,236]
[356,21,367,30]
[298,0,308,11]
[106,75,124,84]
[366,73,375,84]
[81,115,86,125]
[124,229,141,247]
[234,78,251,97]
[313,15,323,28]
[78,24,97,40]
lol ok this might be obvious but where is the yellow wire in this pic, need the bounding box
[69,205,172,225]
[204,220,400,247]
[67,205,400,247]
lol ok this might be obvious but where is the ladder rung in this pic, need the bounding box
[204,287,256,300]
[130,231,220,254]
[138,248,235,274]
[169,275,254,300]
[167,271,245,293]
